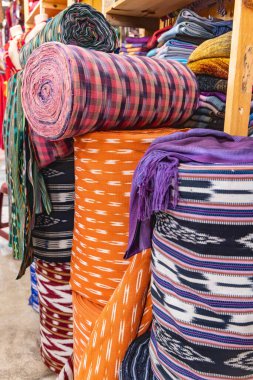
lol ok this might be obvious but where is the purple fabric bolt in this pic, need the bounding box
[125,128,253,258]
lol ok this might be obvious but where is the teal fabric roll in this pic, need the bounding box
[19,3,118,67]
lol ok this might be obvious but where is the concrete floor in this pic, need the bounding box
[0,151,56,380]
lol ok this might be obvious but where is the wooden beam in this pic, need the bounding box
[224,0,253,136]
[106,14,159,34]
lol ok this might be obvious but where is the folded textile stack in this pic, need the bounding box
[35,260,73,374]
[147,9,232,64]
[28,262,39,313]
[187,31,253,132]
[120,36,150,56]
[125,129,253,380]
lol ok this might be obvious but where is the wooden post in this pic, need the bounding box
[224,0,253,136]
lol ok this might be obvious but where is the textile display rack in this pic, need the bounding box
[106,0,253,137]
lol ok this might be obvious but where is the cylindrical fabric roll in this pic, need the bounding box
[120,331,155,380]
[32,156,74,262]
[151,163,253,380]
[75,250,152,380]
[71,128,185,306]
[29,262,39,313]
[19,3,118,67]
[21,42,198,140]
[35,260,73,374]
[73,293,102,373]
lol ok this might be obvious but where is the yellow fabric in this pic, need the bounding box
[188,31,232,63]
[188,58,230,79]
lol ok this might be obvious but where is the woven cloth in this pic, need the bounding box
[3,71,51,278]
[29,129,73,168]
[71,128,184,305]
[32,156,74,262]
[196,75,227,93]
[175,9,233,37]
[75,250,152,380]
[125,129,253,258]
[21,42,198,140]
[28,261,39,313]
[19,3,118,67]
[188,57,230,79]
[188,31,232,63]
[151,163,253,379]
[57,355,74,380]
[0,73,6,149]
[35,259,73,374]
[120,331,155,380]
[3,72,27,261]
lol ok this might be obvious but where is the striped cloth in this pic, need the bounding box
[120,331,155,380]
[3,71,51,278]
[28,262,39,313]
[32,156,74,262]
[151,163,253,380]
[21,42,198,140]
[35,259,73,374]
[19,3,118,67]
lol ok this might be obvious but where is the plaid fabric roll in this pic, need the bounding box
[29,130,73,168]
[32,156,74,262]
[35,259,73,374]
[19,3,118,68]
[22,42,198,140]
[151,163,253,380]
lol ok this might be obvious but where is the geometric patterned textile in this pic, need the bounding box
[29,261,39,313]
[151,163,253,380]
[35,259,73,374]
[75,250,152,380]
[32,156,74,262]
[71,128,181,306]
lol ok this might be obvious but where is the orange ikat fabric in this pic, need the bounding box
[70,128,183,305]
[70,128,185,378]
[74,250,152,380]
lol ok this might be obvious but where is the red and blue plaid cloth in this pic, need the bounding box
[29,128,73,168]
[22,42,199,141]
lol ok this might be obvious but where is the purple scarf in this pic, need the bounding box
[125,129,253,258]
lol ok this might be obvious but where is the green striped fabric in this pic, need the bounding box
[20,3,118,67]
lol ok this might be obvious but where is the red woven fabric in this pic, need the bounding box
[35,260,73,373]
[0,73,6,149]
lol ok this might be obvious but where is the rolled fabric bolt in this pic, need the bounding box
[21,42,198,140]
[19,3,118,67]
